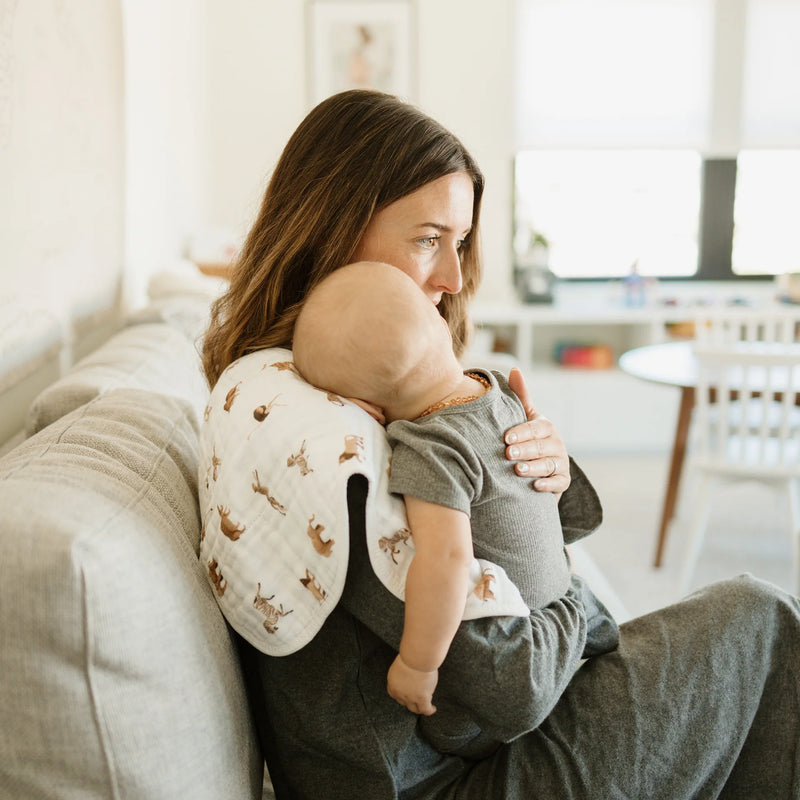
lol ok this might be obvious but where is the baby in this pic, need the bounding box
[293,261,617,719]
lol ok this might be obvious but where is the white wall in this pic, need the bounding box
[416,0,515,304]
[0,0,517,429]
[0,0,124,320]
[201,0,516,304]
[203,0,306,243]
[0,0,126,439]
[121,0,210,308]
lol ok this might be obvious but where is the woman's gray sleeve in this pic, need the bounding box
[559,457,603,544]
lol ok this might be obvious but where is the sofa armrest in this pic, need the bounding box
[0,389,263,799]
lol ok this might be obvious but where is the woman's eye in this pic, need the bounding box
[418,236,439,249]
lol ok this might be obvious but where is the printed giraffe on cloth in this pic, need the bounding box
[199,348,529,656]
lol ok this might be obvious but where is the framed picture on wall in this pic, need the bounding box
[307,0,415,107]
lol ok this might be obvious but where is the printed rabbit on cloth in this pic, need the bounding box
[199,348,529,656]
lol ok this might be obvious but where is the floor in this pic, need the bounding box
[572,449,798,620]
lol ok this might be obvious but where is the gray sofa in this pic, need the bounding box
[0,281,627,799]
[0,296,274,799]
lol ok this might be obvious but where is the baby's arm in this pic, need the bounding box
[387,495,473,716]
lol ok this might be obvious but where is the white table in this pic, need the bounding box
[620,340,800,567]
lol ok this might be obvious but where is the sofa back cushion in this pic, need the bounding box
[0,388,262,799]
[25,322,209,436]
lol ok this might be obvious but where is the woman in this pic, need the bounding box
[201,90,568,493]
[202,90,800,799]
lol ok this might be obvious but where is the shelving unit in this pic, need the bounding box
[467,280,781,453]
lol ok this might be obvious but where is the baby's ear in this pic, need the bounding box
[347,397,386,425]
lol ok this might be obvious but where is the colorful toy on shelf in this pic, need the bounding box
[553,342,614,369]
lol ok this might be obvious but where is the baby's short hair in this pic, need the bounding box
[293,262,422,405]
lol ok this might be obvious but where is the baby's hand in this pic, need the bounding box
[346,397,386,425]
[387,654,438,716]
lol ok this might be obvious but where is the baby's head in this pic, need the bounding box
[293,261,461,421]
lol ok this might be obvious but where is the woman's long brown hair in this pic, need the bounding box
[201,89,485,389]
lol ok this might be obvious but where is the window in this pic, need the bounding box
[732,151,800,276]
[514,0,800,280]
[514,150,701,279]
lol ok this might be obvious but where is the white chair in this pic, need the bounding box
[692,307,800,434]
[693,307,800,346]
[680,340,800,594]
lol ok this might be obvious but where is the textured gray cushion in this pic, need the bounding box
[0,389,262,799]
[25,322,209,436]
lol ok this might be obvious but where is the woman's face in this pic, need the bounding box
[353,172,474,306]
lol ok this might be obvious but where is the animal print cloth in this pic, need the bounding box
[199,348,529,656]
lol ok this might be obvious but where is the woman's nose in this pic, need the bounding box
[433,248,463,296]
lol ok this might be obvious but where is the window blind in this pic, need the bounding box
[741,0,800,147]
[514,0,714,149]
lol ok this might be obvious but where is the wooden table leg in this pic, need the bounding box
[654,386,695,567]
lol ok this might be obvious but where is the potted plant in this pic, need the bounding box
[514,229,555,304]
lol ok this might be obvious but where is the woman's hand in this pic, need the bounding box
[505,367,571,497]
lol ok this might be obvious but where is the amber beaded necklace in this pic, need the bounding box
[418,371,491,418]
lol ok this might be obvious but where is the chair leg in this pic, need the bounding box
[679,473,714,596]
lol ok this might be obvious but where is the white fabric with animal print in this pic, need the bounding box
[199,348,529,656]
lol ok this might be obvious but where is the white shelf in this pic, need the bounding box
[467,279,781,453]
[471,279,782,366]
